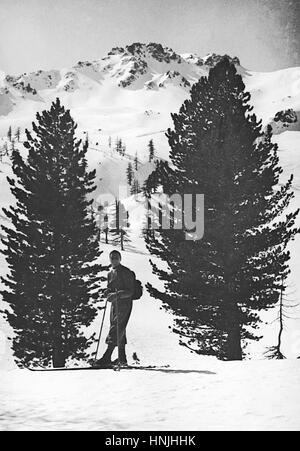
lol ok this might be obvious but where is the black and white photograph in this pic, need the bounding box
[0,0,299,433]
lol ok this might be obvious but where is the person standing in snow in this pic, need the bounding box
[95,250,136,367]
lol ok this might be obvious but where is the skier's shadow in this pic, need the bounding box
[125,368,216,375]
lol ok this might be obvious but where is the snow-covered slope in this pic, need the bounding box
[0,360,299,431]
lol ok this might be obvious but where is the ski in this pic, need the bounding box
[26,364,170,372]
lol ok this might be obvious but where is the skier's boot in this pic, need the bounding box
[112,346,128,367]
[93,345,115,368]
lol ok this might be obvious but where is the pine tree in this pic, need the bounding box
[148,139,155,162]
[144,58,299,361]
[114,137,119,153]
[126,162,134,186]
[108,136,112,149]
[15,127,21,143]
[7,126,12,142]
[119,226,130,251]
[1,98,105,368]
[134,152,139,171]
[118,139,122,155]
[115,138,124,155]
[110,199,130,251]
[103,213,109,244]
[130,178,141,195]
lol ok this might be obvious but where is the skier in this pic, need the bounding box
[95,250,136,367]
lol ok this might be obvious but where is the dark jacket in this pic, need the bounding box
[107,264,135,301]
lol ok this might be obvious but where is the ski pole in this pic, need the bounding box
[115,288,121,369]
[94,297,109,362]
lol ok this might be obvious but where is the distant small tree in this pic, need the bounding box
[108,136,112,149]
[131,178,141,195]
[15,127,21,143]
[7,126,12,142]
[115,138,125,155]
[266,276,299,360]
[120,228,130,250]
[103,213,109,244]
[118,139,123,154]
[114,137,119,152]
[148,139,155,162]
[134,152,139,171]
[117,139,126,156]
[265,277,286,360]
[126,162,134,186]
[110,200,130,251]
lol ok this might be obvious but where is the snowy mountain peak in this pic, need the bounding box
[1,42,298,137]
[202,52,241,67]
[0,42,246,118]
[108,42,183,63]
[1,42,243,99]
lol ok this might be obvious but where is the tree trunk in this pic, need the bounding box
[52,302,65,368]
[226,322,243,360]
[52,251,65,368]
[276,276,285,359]
[225,294,243,360]
[223,246,243,360]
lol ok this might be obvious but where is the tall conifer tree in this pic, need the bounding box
[1,99,105,368]
[145,59,299,360]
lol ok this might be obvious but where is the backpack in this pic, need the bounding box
[131,271,143,300]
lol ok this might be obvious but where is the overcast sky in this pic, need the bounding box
[0,0,299,75]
